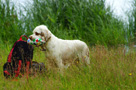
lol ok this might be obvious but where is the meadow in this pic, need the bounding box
[1,45,136,90]
[1,0,136,89]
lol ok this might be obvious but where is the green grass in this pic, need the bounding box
[0,0,25,43]
[24,0,128,46]
[0,0,136,89]
[1,45,136,90]
[0,0,132,46]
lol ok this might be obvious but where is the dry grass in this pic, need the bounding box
[0,45,136,89]
[89,45,136,89]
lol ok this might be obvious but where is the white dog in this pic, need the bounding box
[29,25,90,71]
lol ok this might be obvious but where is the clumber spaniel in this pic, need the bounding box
[29,25,90,71]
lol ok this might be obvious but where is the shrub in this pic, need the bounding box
[24,0,128,46]
[0,0,24,43]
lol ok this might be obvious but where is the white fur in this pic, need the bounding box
[29,25,90,71]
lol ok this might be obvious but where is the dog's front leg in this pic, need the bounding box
[55,58,64,74]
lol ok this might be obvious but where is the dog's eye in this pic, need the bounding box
[35,32,40,35]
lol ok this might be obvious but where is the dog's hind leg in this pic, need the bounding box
[81,46,90,65]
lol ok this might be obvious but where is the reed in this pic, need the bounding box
[0,0,131,46]
[23,0,128,46]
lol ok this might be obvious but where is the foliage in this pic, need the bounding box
[0,0,132,46]
[127,0,136,42]
[0,0,136,89]
[24,0,128,46]
[0,0,24,43]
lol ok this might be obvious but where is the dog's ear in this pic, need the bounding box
[41,32,44,37]
[42,29,51,42]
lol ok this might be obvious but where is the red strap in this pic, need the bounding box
[15,60,22,77]
[19,35,28,40]
[4,70,10,75]
[7,40,19,62]
[26,61,30,79]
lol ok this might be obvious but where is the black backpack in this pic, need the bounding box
[3,35,34,78]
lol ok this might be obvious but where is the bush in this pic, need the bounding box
[0,0,130,46]
[0,0,24,43]
[23,0,128,46]
[127,0,136,43]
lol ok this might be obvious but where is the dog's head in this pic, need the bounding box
[29,25,51,44]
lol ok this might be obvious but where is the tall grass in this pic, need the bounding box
[127,0,136,44]
[23,0,128,46]
[0,0,132,46]
[0,0,24,43]
[1,45,136,89]
[0,0,136,89]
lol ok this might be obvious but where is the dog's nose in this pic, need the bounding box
[29,36,33,40]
